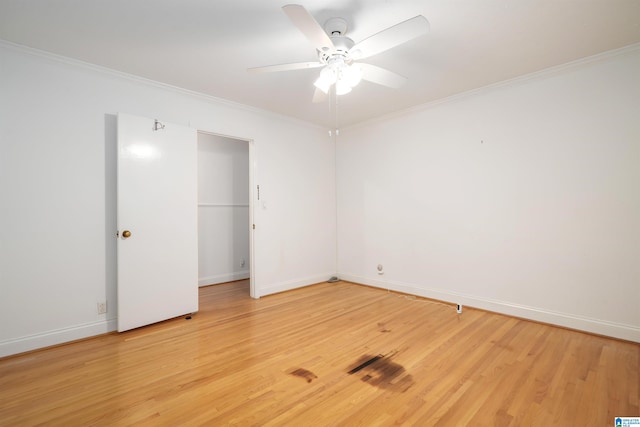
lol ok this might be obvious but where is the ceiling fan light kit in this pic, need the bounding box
[314,60,363,95]
[248,4,429,102]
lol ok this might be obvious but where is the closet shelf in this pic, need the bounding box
[198,203,249,208]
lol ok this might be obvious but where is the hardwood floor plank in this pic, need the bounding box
[0,280,638,426]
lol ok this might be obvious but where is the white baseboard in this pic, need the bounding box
[198,271,250,286]
[338,274,640,343]
[5,274,633,358]
[0,319,117,358]
[257,273,336,298]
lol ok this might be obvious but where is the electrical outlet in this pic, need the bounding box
[97,302,107,314]
[240,258,245,268]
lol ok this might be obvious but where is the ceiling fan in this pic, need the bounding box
[248,4,429,102]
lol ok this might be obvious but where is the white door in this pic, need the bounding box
[117,113,198,332]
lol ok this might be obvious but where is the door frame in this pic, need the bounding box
[197,130,257,299]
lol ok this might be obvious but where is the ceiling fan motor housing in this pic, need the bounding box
[318,35,355,64]
[316,17,356,64]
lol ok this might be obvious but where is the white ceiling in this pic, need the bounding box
[1,0,639,128]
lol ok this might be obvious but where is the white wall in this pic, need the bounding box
[198,133,250,286]
[0,42,336,357]
[1,41,636,358]
[337,47,640,342]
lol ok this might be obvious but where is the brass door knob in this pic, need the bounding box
[122,230,132,238]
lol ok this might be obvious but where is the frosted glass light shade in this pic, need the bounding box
[314,78,331,93]
[342,64,362,88]
[335,80,352,95]
[314,65,338,94]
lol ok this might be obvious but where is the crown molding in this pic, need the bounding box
[0,39,326,132]
[342,42,640,132]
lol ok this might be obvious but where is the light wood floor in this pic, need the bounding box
[1,280,638,426]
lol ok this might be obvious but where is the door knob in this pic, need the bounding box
[122,230,132,238]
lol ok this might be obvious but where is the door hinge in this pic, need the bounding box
[257,185,260,200]
[252,224,255,230]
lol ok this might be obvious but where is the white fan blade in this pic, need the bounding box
[350,16,429,60]
[359,63,407,88]
[248,61,323,73]
[312,87,327,103]
[283,4,335,50]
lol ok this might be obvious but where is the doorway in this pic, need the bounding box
[197,132,254,296]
